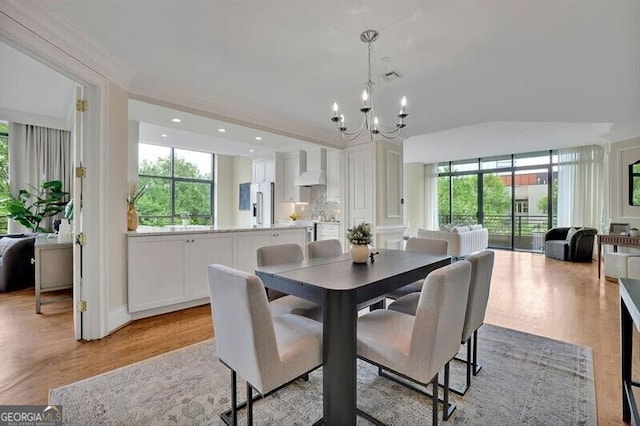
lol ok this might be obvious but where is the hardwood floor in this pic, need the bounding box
[0,250,627,424]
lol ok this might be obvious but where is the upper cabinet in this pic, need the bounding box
[275,151,309,203]
[326,149,344,203]
[253,159,275,183]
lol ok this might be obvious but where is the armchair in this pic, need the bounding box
[0,235,36,292]
[544,227,597,262]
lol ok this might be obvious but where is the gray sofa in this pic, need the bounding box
[544,227,597,262]
[0,235,36,292]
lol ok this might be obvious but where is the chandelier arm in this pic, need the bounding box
[376,130,405,140]
[336,115,367,137]
[376,124,403,136]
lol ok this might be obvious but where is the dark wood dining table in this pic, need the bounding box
[255,248,451,425]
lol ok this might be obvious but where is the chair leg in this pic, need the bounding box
[247,382,253,425]
[432,373,439,426]
[472,330,482,375]
[446,338,471,396]
[442,362,455,420]
[231,370,237,425]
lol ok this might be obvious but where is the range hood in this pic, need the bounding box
[295,169,327,186]
[295,148,327,186]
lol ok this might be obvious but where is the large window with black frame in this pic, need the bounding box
[438,150,558,252]
[137,143,214,226]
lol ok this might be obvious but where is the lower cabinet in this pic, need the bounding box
[128,233,234,313]
[234,228,306,273]
[128,228,305,315]
[188,233,235,300]
[316,223,341,241]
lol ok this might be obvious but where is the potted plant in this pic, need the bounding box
[346,222,373,263]
[58,200,74,243]
[127,182,148,231]
[1,180,69,233]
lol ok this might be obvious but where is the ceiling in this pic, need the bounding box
[4,1,640,162]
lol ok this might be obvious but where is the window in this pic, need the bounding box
[515,199,528,214]
[0,122,9,233]
[137,143,214,226]
[630,161,640,206]
[438,150,557,252]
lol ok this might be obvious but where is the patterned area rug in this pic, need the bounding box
[50,324,596,425]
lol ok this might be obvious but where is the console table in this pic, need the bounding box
[597,234,640,279]
[33,236,73,313]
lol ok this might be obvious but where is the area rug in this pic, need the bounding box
[49,324,596,425]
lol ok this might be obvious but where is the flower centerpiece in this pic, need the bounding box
[346,222,373,263]
[127,182,148,231]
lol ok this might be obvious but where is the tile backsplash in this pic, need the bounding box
[295,186,340,221]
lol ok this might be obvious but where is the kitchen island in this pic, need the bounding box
[127,225,306,319]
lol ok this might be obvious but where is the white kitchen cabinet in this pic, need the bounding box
[253,159,275,183]
[326,149,344,203]
[275,151,309,202]
[188,233,235,299]
[235,231,274,274]
[235,228,306,273]
[128,232,234,312]
[316,222,341,241]
[272,228,307,246]
[128,234,190,312]
[128,227,306,317]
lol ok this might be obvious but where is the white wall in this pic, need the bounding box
[404,163,425,236]
[610,137,640,228]
[127,120,139,182]
[232,156,252,226]
[215,154,233,227]
[215,155,253,227]
[105,82,129,326]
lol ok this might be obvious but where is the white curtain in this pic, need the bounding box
[557,145,607,231]
[424,163,439,230]
[8,123,72,233]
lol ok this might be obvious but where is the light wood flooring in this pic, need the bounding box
[0,250,627,424]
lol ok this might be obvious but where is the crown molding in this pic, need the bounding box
[129,77,344,149]
[0,0,133,89]
[603,122,640,144]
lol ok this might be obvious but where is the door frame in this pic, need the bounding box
[1,4,110,340]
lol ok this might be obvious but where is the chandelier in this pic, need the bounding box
[331,29,409,142]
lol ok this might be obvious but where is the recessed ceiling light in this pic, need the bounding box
[161,134,168,138]
[171,118,181,123]
[249,149,254,153]
[255,136,262,141]
[218,128,226,133]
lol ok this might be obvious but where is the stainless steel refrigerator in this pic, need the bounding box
[250,182,274,226]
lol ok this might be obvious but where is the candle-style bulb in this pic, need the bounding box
[401,96,407,107]
[332,102,339,113]
[340,114,345,124]
[362,90,368,103]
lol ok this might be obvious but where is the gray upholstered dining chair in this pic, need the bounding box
[307,239,342,258]
[207,264,323,425]
[357,260,472,425]
[385,237,449,300]
[388,249,495,395]
[257,243,323,321]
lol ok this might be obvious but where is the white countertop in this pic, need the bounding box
[127,224,308,237]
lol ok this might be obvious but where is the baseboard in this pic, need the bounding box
[129,298,210,321]
[108,305,131,333]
